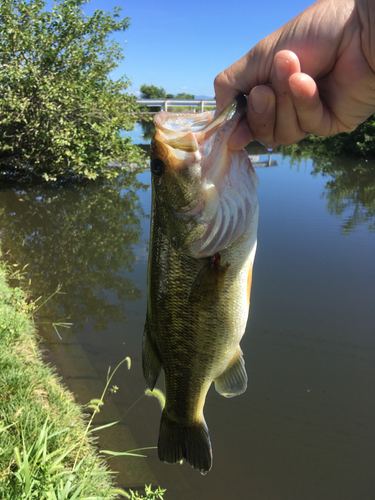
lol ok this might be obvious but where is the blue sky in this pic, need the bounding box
[82,0,313,97]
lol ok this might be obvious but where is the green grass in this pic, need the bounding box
[0,259,165,499]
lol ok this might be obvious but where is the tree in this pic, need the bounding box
[281,114,375,160]
[139,86,195,100]
[140,84,166,99]
[0,0,144,181]
[139,84,167,113]
[139,85,196,127]
[175,92,195,99]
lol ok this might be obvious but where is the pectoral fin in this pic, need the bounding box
[142,318,162,390]
[188,255,229,307]
[214,347,247,398]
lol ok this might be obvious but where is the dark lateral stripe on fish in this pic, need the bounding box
[158,410,212,475]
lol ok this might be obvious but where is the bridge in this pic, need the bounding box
[136,99,216,113]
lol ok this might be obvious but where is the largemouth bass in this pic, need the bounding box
[142,95,259,474]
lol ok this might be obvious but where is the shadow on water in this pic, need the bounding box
[0,170,149,341]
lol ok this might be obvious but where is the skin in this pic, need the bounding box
[143,104,259,473]
[214,0,375,150]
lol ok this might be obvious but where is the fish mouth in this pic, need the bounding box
[195,95,247,186]
[183,94,257,257]
[153,94,247,156]
[151,94,248,197]
[151,95,258,258]
[199,94,247,136]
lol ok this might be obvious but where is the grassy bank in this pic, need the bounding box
[0,259,164,499]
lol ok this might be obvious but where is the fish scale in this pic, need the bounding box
[142,95,259,474]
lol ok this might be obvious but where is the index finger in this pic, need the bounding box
[214,58,252,111]
[214,42,275,111]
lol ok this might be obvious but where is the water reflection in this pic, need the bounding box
[0,171,149,340]
[314,158,375,233]
[0,153,374,498]
[282,146,375,233]
[140,120,155,143]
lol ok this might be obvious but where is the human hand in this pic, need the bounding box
[214,0,375,149]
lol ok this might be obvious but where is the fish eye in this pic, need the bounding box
[150,158,165,176]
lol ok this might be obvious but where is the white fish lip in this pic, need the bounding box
[151,95,258,258]
[200,94,247,135]
[153,95,247,153]
[186,96,258,258]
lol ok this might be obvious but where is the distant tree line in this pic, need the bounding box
[140,84,194,100]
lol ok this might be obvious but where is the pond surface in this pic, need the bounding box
[1,151,374,500]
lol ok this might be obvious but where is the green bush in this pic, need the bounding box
[0,0,144,181]
[281,114,375,161]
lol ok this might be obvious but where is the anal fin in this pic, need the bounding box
[214,347,247,398]
[142,317,162,390]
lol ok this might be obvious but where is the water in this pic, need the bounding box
[125,122,152,145]
[0,152,374,499]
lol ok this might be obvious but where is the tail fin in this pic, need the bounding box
[158,410,212,475]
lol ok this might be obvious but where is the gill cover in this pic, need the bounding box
[151,96,259,258]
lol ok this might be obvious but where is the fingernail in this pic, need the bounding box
[251,89,269,114]
[290,80,303,98]
[275,57,290,82]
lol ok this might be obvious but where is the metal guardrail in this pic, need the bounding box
[136,99,216,113]
[249,154,278,168]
